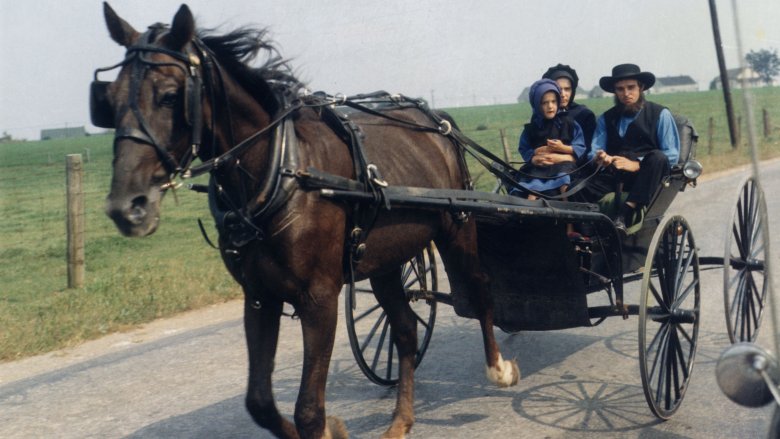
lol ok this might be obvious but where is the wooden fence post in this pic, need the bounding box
[707,117,714,155]
[66,154,85,288]
[499,128,512,163]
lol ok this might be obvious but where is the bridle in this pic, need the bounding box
[90,24,204,181]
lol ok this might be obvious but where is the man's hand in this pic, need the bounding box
[595,150,639,172]
[611,156,640,172]
[595,150,613,167]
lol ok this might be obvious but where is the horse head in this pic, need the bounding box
[98,3,203,237]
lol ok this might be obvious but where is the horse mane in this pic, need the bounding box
[198,27,305,115]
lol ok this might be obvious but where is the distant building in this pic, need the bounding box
[709,67,764,90]
[654,75,698,94]
[516,86,531,103]
[588,87,608,99]
[40,126,86,140]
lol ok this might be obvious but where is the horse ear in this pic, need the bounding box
[103,2,139,47]
[168,4,195,50]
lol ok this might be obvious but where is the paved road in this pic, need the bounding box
[2,160,779,438]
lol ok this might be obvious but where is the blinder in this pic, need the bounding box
[90,80,114,129]
[89,64,202,130]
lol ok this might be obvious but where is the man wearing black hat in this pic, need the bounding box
[582,63,680,233]
[542,64,596,152]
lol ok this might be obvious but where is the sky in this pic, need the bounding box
[1,0,779,140]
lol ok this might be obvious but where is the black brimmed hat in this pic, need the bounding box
[599,63,655,93]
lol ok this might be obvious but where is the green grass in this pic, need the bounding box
[0,135,240,361]
[1,87,778,362]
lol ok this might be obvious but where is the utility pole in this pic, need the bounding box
[708,0,739,148]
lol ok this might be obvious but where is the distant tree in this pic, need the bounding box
[746,48,780,86]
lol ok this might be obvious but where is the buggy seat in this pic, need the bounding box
[607,114,700,272]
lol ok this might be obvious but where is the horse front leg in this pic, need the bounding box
[243,296,299,438]
[295,291,348,439]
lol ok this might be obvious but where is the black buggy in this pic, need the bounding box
[314,95,769,420]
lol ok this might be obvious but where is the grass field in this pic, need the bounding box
[1,87,778,362]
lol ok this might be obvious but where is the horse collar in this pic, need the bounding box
[206,116,300,248]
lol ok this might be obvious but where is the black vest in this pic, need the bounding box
[524,117,575,150]
[520,117,576,179]
[604,101,665,161]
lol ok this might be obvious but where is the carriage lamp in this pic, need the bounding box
[683,159,703,179]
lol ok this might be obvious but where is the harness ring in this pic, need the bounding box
[439,120,452,136]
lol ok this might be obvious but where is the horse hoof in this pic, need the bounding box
[325,416,348,439]
[485,353,520,387]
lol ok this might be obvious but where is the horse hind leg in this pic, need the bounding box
[369,267,418,439]
[434,226,520,388]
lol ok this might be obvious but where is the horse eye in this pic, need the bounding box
[159,91,179,107]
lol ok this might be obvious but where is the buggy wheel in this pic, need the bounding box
[345,244,438,386]
[724,177,769,343]
[639,216,700,419]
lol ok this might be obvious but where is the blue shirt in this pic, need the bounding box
[588,107,679,166]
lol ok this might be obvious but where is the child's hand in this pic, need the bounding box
[546,139,565,152]
[534,145,553,154]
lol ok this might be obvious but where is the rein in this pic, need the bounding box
[308,91,601,201]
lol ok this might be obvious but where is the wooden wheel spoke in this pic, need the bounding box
[654,255,672,307]
[370,318,391,371]
[676,321,694,345]
[354,303,383,323]
[672,277,699,310]
[732,222,747,261]
[747,273,765,309]
[649,279,670,313]
[414,310,430,330]
[748,212,763,250]
[401,262,414,286]
[673,242,695,297]
[750,244,766,261]
[671,332,683,405]
[672,328,690,378]
[740,288,750,341]
[648,323,670,380]
[653,325,672,404]
[360,311,387,354]
[729,271,747,318]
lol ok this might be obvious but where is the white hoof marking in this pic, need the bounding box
[485,353,520,387]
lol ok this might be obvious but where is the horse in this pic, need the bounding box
[97,3,519,438]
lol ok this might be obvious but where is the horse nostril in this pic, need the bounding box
[127,195,148,225]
